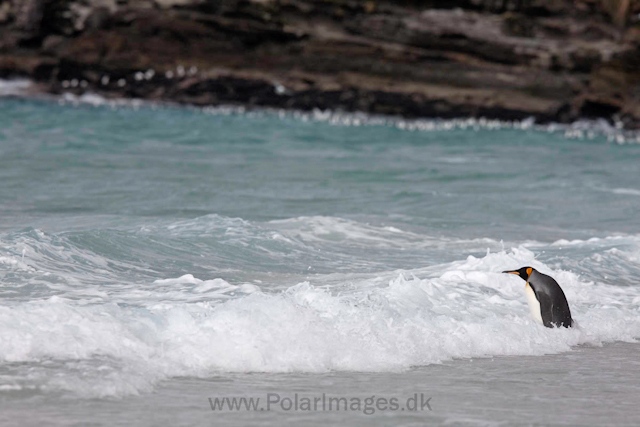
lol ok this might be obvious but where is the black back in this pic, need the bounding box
[528,269,573,328]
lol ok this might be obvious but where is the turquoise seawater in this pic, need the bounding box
[1,97,640,426]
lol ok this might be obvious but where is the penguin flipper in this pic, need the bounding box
[537,293,556,328]
[543,300,573,328]
[551,301,573,328]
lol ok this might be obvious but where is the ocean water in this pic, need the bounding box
[1,94,640,426]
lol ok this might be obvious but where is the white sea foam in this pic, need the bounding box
[270,216,426,247]
[269,216,503,250]
[549,234,639,247]
[609,188,640,197]
[0,79,31,96]
[1,246,639,398]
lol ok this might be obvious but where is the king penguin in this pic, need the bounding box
[502,267,573,328]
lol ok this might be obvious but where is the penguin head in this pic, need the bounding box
[502,266,534,281]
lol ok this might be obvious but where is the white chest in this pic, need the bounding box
[525,282,543,325]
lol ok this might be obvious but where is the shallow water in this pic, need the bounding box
[2,341,639,427]
[1,96,640,425]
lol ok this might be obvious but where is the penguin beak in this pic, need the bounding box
[502,270,520,276]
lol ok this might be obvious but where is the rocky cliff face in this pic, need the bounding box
[1,0,639,127]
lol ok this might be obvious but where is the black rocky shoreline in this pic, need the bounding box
[1,0,639,127]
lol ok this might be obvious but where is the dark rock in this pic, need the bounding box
[502,13,536,37]
[579,98,621,119]
[41,35,67,54]
[15,0,46,33]
[85,6,113,30]
[0,1,13,24]
[0,0,639,127]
